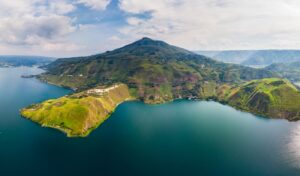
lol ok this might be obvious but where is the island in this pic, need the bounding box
[21,38,300,137]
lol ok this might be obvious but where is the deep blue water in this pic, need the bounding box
[1,67,300,176]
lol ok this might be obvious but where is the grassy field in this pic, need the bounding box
[21,84,133,137]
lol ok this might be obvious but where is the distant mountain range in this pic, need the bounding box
[0,55,54,67]
[196,50,300,66]
[266,62,300,82]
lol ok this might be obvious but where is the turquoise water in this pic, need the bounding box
[1,67,300,176]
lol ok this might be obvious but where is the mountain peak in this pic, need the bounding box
[102,37,195,58]
[132,37,168,47]
[140,37,153,41]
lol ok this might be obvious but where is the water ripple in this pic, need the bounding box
[286,123,300,168]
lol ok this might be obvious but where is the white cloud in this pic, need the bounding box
[0,0,81,56]
[1,0,300,57]
[119,0,300,50]
[48,1,76,15]
[0,15,75,45]
[126,17,144,26]
[77,0,111,10]
[40,42,82,51]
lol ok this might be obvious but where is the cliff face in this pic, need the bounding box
[21,84,132,137]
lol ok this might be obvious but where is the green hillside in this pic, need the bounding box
[40,38,276,104]
[223,78,300,121]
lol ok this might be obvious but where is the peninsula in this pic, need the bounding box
[21,84,132,137]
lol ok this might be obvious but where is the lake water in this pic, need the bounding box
[1,67,300,176]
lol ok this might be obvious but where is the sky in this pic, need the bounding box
[1,0,300,57]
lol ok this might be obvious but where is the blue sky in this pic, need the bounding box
[1,0,300,57]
